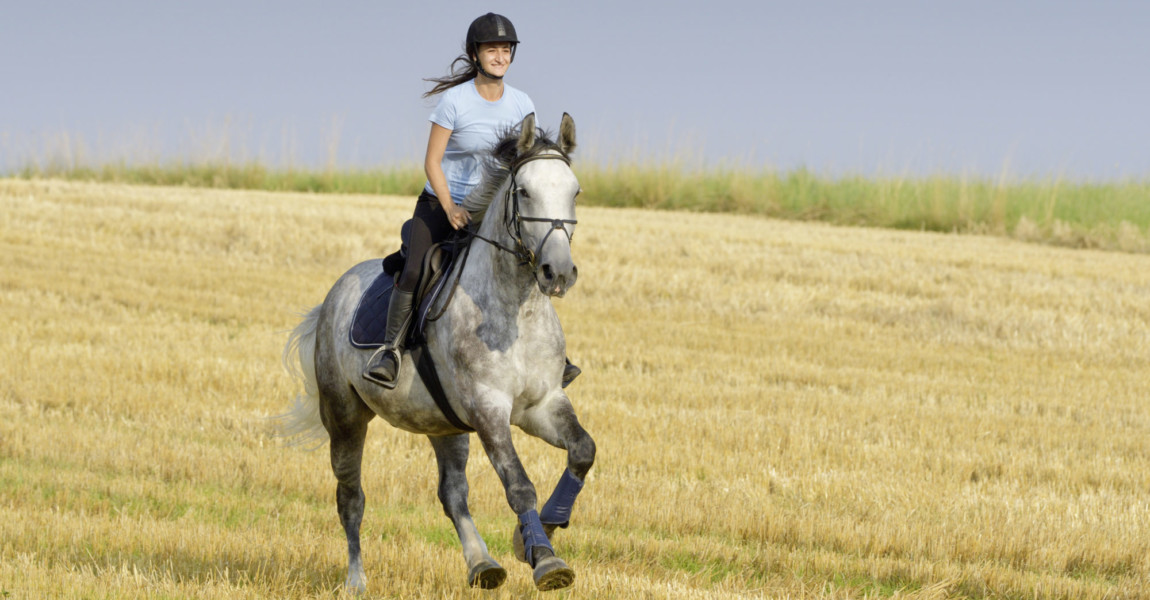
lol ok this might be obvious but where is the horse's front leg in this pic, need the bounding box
[518,392,596,540]
[427,434,506,589]
[471,397,575,591]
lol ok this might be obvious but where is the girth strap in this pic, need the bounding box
[409,343,474,432]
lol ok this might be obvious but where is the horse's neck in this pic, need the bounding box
[462,179,540,313]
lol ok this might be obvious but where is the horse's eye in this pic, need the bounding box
[518,187,531,199]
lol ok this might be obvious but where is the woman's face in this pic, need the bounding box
[474,42,513,78]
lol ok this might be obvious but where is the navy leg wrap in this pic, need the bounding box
[517,510,554,565]
[540,469,584,528]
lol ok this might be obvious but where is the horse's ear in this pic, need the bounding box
[516,113,537,155]
[559,113,576,155]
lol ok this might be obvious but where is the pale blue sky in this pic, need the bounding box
[2,0,1148,178]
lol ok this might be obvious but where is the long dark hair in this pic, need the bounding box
[423,49,477,98]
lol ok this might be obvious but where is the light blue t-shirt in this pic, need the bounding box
[424,81,536,204]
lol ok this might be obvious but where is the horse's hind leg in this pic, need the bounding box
[428,434,506,589]
[319,386,375,594]
[519,393,596,539]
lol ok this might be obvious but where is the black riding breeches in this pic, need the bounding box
[396,190,455,293]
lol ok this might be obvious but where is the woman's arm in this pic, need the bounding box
[424,123,470,229]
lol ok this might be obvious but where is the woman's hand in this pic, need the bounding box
[445,202,471,230]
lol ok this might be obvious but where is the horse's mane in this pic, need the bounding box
[463,127,570,221]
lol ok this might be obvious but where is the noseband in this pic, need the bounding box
[468,152,577,269]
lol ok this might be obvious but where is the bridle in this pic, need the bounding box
[466,152,577,269]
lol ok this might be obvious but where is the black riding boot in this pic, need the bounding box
[363,288,415,388]
[562,358,581,388]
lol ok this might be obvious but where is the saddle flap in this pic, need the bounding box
[419,244,448,298]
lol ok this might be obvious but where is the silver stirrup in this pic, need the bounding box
[362,346,402,388]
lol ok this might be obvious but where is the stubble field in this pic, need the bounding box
[1,178,1148,599]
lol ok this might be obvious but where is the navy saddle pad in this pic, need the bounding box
[349,269,397,349]
[349,239,462,349]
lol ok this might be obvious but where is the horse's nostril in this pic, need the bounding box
[542,264,554,281]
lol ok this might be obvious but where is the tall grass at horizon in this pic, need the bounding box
[5,126,1149,252]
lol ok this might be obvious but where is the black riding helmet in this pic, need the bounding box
[466,13,518,80]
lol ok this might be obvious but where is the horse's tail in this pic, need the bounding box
[274,305,328,448]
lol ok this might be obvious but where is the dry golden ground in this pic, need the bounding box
[1,179,1148,599]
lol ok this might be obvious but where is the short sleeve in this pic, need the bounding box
[429,91,457,130]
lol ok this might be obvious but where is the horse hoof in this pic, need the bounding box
[533,556,575,591]
[467,560,507,589]
[344,566,367,595]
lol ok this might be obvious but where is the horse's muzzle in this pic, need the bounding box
[536,260,577,297]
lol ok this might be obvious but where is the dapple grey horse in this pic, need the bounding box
[280,113,595,593]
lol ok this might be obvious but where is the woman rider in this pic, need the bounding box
[364,13,580,389]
